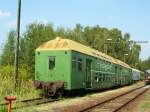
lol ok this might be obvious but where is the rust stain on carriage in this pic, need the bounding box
[34,80,65,96]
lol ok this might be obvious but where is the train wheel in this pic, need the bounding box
[57,88,64,98]
[47,89,56,98]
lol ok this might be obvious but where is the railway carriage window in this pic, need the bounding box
[115,66,117,70]
[99,77,102,82]
[108,76,110,81]
[49,56,55,69]
[64,51,67,54]
[105,75,107,81]
[72,57,76,69]
[78,58,82,71]
[95,76,99,82]
[106,75,108,81]
[103,74,105,81]
[37,52,40,55]
[99,74,102,82]
[107,76,108,81]
[96,63,100,70]
[106,76,108,81]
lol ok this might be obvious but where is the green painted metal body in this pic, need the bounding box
[140,72,144,80]
[35,50,72,89]
[35,50,133,91]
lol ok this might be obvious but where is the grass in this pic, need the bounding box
[0,106,7,112]
[0,65,40,111]
[136,90,150,112]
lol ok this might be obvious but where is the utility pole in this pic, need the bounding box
[14,0,21,86]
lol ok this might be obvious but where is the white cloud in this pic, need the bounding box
[0,10,11,17]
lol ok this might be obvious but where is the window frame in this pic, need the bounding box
[48,56,55,70]
[72,57,77,70]
[78,58,82,71]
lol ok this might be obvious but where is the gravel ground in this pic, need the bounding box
[117,86,150,112]
[16,81,144,112]
[134,89,150,112]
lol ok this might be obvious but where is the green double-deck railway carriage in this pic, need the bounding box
[71,51,117,90]
[70,51,132,90]
[35,37,132,91]
[35,50,72,89]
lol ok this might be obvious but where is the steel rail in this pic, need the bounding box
[0,97,59,110]
[113,86,149,112]
[80,85,146,112]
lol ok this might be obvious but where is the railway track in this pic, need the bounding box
[82,85,150,112]
[53,85,149,112]
[0,97,59,110]
[0,85,148,111]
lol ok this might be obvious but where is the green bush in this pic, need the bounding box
[0,65,39,102]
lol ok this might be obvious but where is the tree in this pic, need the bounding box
[139,57,150,71]
[55,27,66,38]
[127,43,141,68]
[0,22,144,76]
[1,31,16,65]
[22,23,55,77]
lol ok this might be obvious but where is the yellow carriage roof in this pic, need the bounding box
[36,37,130,68]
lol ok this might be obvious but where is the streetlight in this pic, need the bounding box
[14,0,21,86]
[104,38,112,54]
[124,53,128,62]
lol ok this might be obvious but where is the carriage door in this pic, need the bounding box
[86,59,92,88]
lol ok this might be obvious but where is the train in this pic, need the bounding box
[145,69,150,85]
[34,37,143,97]
[132,68,144,82]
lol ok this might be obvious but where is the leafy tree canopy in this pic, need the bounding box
[0,22,147,78]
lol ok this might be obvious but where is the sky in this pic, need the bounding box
[0,0,150,60]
